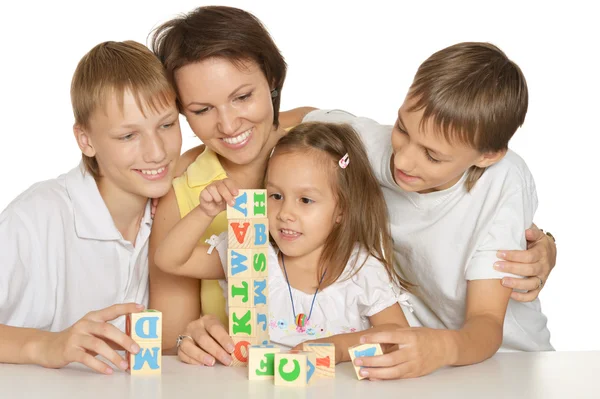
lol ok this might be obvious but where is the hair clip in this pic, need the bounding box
[339,153,350,169]
[270,89,278,98]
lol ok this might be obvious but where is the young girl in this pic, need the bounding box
[154,122,411,362]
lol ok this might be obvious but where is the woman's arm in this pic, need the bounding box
[148,187,203,352]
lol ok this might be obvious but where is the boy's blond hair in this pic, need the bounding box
[70,40,176,179]
[408,42,528,191]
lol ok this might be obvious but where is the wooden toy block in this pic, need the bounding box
[253,277,268,307]
[229,307,256,338]
[231,336,260,367]
[127,340,162,375]
[126,310,162,343]
[226,189,268,219]
[228,277,252,307]
[227,249,268,279]
[348,343,383,380]
[274,351,317,387]
[125,310,162,375]
[227,218,269,249]
[248,345,281,380]
[255,305,269,345]
[302,343,335,378]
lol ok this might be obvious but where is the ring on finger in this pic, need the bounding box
[537,276,544,289]
[176,334,194,349]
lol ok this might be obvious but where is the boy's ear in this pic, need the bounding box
[73,124,96,157]
[474,149,507,168]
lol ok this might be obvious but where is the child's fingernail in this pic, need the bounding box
[105,367,114,374]
[360,369,369,377]
[120,361,128,370]
[226,344,235,353]
[494,261,504,270]
[355,359,363,366]
[136,304,145,309]
[131,343,140,353]
[502,279,513,288]
[222,355,233,366]
[497,252,506,259]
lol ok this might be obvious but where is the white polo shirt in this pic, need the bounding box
[0,163,152,332]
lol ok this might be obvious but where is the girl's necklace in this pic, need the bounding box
[280,253,327,328]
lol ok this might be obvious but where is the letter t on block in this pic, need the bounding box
[126,310,162,375]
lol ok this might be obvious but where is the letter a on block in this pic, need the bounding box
[231,221,251,244]
[231,192,248,217]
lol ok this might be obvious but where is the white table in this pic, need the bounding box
[1,352,598,398]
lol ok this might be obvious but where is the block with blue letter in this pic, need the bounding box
[227,219,269,249]
[227,249,268,279]
[348,343,382,380]
[274,350,317,387]
[126,310,162,375]
[226,189,267,219]
[302,342,335,378]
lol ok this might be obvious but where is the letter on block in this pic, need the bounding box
[229,307,256,338]
[126,310,162,375]
[248,345,281,380]
[274,351,317,387]
[231,336,259,367]
[227,190,268,219]
[227,219,269,249]
[348,343,383,380]
[229,278,252,308]
[302,343,335,378]
[255,305,269,345]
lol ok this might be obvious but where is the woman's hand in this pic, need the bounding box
[177,314,235,366]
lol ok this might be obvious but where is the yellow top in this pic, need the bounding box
[172,147,228,327]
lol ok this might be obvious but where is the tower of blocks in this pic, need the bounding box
[226,189,269,366]
[348,343,383,380]
[126,310,162,375]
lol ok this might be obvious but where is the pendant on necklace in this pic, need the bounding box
[295,313,307,327]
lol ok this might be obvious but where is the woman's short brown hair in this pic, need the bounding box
[71,40,176,179]
[150,6,287,128]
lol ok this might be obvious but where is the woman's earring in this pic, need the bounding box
[271,89,278,98]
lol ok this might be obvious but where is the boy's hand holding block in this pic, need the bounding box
[348,343,383,380]
[302,342,335,378]
[274,350,317,387]
[126,310,162,375]
[248,344,281,380]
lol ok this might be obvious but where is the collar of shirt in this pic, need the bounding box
[186,147,227,188]
[65,163,152,241]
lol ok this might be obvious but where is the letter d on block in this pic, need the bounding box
[135,316,159,340]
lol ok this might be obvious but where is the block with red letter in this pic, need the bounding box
[348,343,383,380]
[228,218,269,249]
[302,342,335,378]
[125,310,162,375]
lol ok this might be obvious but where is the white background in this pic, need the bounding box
[0,1,597,351]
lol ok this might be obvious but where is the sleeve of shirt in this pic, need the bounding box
[465,184,538,281]
[0,209,38,326]
[351,256,402,318]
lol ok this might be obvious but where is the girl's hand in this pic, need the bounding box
[354,327,451,380]
[34,303,145,374]
[198,178,239,217]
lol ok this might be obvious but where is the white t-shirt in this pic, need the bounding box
[214,238,403,348]
[0,163,152,332]
[303,109,553,352]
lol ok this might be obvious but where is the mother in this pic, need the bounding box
[148,6,556,367]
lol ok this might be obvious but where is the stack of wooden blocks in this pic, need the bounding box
[226,189,270,366]
[126,310,162,375]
